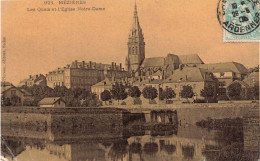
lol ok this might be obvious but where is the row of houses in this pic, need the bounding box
[91,61,258,102]
[1,82,66,107]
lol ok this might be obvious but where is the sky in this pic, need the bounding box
[1,0,259,85]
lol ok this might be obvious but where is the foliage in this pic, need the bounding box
[1,95,11,106]
[180,85,194,99]
[101,90,111,104]
[216,94,229,101]
[83,93,99,107]
[248,85,259,100]
[19,85,99,107]
[111,83,128,104]
[227,82,242,100]
[193,99,206,103]
[128,86,141,98]
[200,85,215,102]
[162,88,176,100]
[142,86,158,101]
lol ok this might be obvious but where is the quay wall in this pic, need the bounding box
[1,107,129,130]
[105,102,259,125]
[1,103,259,128]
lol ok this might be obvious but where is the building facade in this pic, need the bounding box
[46,60,128,90]
[18,74,47,87]
[198,62,248,97]
[162,67,217,100]
[1,85,33,106]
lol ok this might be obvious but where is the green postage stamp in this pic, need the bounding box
[218,0,260,42]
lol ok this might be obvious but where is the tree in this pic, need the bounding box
[111,83,128,104]
[227,82,242,100]
[1,95,11,106]
[128,86,141,98]
[101,90,112,105]
[248,85,259,100]
[162,87,176,102]
[200,85,215,103]
[180,85,194,102]
[142,86,158,103]
[84,93,99,107]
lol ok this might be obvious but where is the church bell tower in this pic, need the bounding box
[125,1,145,73]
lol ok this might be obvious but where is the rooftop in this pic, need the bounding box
[164,67,212,83]
[38,97,64,105]
[198,62,248,74]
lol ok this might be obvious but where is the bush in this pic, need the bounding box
[193,99,206,103]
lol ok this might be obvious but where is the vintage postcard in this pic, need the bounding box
[1,0,260,161]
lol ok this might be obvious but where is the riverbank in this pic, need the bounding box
[2,102,258,126]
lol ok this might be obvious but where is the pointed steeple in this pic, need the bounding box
[130,1,143,37]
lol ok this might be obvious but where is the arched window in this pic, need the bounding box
[132,47,135,54]
[129,47,131,54]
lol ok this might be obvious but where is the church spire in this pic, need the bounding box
[126,1,145,73]
[131,1,142,36]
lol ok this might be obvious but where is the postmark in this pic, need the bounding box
[218,0,260,42]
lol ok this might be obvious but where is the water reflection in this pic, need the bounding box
[1,110,259,161]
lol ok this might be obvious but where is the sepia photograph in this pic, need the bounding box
[1,0,260,160]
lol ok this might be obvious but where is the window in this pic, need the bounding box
[11,90,16,95]
[219,81,226,87]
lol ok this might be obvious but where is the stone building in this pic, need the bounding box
[91,77,128,99]
[139,54,204,79]
[198,62,248,97]
[38,97,66,108]
[125,2,145,73]
[1,84,33,106]
[162,67,217,100]
[46,60,128,90]
[18,74,46,87]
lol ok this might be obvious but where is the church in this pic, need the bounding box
[125,2,204,79]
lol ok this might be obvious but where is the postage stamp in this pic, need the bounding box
[218,0,260,42]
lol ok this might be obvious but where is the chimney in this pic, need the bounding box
[82,61,85,68]
[112,62,114,70]
[75,60,78,68]
[120,63,122,70]
[29,75,32,79]
[36,75,39,78]
[89,61,92,69]
[115,63,117,69]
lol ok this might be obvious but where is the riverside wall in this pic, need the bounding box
[1,103,259,128]
[104,102,259,125]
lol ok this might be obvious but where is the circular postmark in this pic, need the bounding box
[217,0,260,35]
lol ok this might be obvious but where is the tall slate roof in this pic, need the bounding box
[178,54,204,64]
[141,54,204,68]
[164,67,211,83]
[198,62,248,74]
[141,57,165,67]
